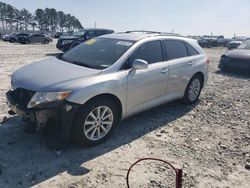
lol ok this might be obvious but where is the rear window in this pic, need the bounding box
[163,40,188,60]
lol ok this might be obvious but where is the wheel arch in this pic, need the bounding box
[81,93,123,120]
[192,72,204,88]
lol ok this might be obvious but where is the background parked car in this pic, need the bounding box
[19,33,53,44]
[9,33,30,43]
[56,28,114,52]
[2,32,16,41]
[227,40,243,50]
[196,35,231,48]
[219,40,250,74]
[52,32,63,38]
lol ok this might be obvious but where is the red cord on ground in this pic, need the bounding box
[126,158,182,188]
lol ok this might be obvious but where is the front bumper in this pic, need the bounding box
[6,89,80,140]
[56,40,73,52]
[219,58,250,74]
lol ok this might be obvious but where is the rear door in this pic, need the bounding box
[163,40,196,97]
[125,40,169,113]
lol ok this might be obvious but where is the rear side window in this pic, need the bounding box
[163,40,188,60]
[185,42,199,56]
[129,40,163,64]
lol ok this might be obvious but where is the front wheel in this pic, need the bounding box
[183,75,203,104]
[72,98,120,146]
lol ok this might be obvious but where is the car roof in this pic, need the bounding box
[81,28,113,31]
[100,33,194,42]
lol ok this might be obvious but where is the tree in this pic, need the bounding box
[20,8,32,30]
[35,8,44,30]
[1,1,83,33]
[48,8,57,31]
[0,2,7,31]
[57,11,66,32]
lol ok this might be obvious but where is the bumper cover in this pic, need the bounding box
[6,89,80,140]
[219,59,250,74]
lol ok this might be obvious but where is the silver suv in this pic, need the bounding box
[6,33,209,146]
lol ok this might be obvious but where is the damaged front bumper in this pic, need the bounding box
[6,89,80,140]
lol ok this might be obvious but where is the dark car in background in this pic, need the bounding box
[2,32,16,41]
[18,33,53,44]
[219,40,250,74]
[56,28,114,52]
[196,35,231,48]
[227,40,243,50]
[52,32,63,38]
[9,33,30,43]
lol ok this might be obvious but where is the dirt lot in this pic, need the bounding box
[0,40,249,188]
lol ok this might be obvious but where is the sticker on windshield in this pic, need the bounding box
[117,41,133,46]
[85,39,96,45]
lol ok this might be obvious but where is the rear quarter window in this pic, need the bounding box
[163,40,188,60]
[185,42,199,56]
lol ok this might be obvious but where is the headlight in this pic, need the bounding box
[27,91,71,108]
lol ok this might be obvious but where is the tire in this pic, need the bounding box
[10,38,16,43]
[42,39,49,44]
[183,75,203,104]
[72,97,120,146]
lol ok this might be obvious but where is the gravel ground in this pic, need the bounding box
[0,40,249,188]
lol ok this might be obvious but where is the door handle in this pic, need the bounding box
[188,61,194,65]
[160,68,168,74]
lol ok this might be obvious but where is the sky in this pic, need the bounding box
[2,0,250,37]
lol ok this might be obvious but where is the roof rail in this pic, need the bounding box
[125,30,162,34]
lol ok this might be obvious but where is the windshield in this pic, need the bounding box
[237,40,250,50]
[73,31,86,37]
[61,37,134,69]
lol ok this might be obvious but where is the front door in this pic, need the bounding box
[125,40,169,113]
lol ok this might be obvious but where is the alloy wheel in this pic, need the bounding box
[83,106,113,141]
[188,78,201,101]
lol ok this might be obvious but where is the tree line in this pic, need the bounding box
[0,1,83,32]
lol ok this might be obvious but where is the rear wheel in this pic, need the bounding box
[42,39,49,44]
[183,75,203,104]
[72,98,120,146]
[10,38,16,43]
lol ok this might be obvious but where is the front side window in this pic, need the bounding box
[61,37,134,69]
[128,40,163,64]
[86,31,96,39]
[164,40,188,60]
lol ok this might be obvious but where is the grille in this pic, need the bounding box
[9,88,35,110]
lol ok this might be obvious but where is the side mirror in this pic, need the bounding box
[132,59,148,70]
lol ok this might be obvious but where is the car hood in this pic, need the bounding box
[226,49,250,60]
[11,57,101,92]
[3,34,10,39]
